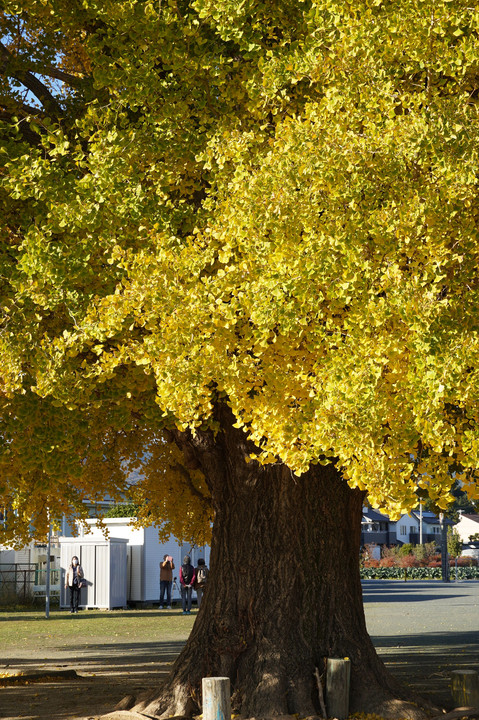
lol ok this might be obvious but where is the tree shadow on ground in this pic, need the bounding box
[2,639,186,670]
[362,580,466,604]
[372,630,479,710]
[0,640,187,720]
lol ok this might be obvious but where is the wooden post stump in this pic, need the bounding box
[451,669,479,708]
[202,677,231,720]
[326,658,351,719]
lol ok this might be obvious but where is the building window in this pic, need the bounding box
[400,526,407,536]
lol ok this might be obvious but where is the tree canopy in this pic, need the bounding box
[2,0,479,544]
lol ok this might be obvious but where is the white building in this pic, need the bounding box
[395,509,444,544]
[454,513,479,543]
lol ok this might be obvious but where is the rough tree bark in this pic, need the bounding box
[132,406,430,719]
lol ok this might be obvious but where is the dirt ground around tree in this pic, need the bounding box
[1,581,478,720]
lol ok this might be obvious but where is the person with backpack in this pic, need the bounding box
[194,558,209,609]
[179,555,196,614]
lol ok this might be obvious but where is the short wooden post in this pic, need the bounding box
[326,658,351,719]
[202,677,231,720]
[451,669,479,708]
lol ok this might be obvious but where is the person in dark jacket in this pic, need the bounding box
[179,555,195,614]
[194,558,209,609]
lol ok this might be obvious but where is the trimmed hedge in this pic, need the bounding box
[360,566,479,580]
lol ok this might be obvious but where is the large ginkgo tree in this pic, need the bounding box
[2,1,479,717]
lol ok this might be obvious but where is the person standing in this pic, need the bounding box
[65,556,84,614]
[159,554,175,609]
[194,558,209,609]
[180,555,195,614]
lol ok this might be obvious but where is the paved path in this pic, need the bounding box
[363,579,479,709]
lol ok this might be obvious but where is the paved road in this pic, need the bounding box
[363,579,479,709]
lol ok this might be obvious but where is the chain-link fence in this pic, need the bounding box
[0,564,61,603]
[0,563,36,602]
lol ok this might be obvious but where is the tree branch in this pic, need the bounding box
[25,63,87,88]
[0,41,63,118]
[170,462,211,507]
[0,100,46,116]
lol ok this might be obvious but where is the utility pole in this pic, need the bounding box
[45,519,51,619]
[439,513,450,583]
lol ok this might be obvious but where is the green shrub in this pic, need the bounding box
[360,566,479,580]
[104,502,139,518]
[412,542,436,563]
[447,528,463,559]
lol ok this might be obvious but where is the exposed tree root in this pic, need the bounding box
[123,674,439,720]
[429,710,479,720]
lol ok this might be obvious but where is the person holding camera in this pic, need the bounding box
[180,555,195,614]
[159,554,175,609]
[65,555,84,614]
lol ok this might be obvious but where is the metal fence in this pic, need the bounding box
[0,563,61,601]
[0,563,36,600]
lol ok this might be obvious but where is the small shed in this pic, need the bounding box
[60,536,128,610]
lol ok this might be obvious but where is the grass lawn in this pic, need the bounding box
[0,606,195,659]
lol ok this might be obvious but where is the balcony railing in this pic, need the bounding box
[361,531,397,545]
[409,533,440,545]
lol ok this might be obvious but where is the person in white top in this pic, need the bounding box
[65,556,84,614]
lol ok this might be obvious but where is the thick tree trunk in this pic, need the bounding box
[132,408,430,719]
